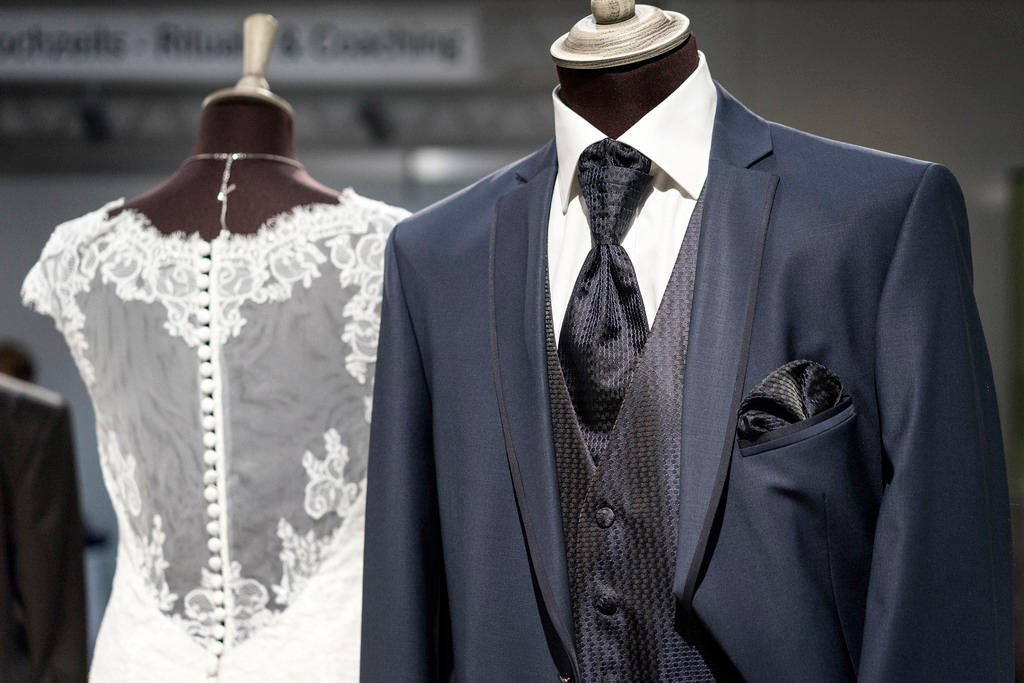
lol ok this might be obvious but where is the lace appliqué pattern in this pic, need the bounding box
[22,204,119,385]
[141,516,179,613]
[98,427,142,517]
[98,426,178,613]
[327,218,389,384]
[272,428,366,610]
[167,426,368,649]
[273,519,339,608]
[302,428,361,520]
[21,191,407,385]
[178,563,271,649]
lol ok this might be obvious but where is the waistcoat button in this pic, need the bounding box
[595,505,615,528]
[595,594,618,616]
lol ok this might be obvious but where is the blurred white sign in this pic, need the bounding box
[0,7,482,84]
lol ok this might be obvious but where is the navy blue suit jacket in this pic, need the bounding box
[361,85,1012,682]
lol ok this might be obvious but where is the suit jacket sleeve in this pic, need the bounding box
[361,230,449,681]
[5,401,88,682]
[859,164,1013,681]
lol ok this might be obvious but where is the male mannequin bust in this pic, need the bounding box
[361,1,1011,680]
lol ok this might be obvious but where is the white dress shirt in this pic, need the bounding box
[548,51,718,337]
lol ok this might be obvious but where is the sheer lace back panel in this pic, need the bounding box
[22,190,409,682]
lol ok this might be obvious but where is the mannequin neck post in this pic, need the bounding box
[191,99,297,158]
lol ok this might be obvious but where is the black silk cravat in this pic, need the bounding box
[558,139,654,457]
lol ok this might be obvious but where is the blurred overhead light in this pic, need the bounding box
[408,147,527,184]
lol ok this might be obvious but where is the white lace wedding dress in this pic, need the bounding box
[22,189,408,681]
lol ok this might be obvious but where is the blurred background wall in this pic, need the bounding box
[2,0,1022,666]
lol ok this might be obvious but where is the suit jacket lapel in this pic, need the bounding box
[489,143,579,677]
[674,85,780,625]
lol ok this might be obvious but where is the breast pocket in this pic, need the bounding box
[738,396,856,458]
[703,396,867,679]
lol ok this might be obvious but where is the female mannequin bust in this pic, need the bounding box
[114,14,336,239]
[115,99,337,239]
[22,14,409,683]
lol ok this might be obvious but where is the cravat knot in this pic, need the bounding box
[559,138,653,457]
[577,139,653,246]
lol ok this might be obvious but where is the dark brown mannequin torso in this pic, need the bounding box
[555,35,700,139]
[114,98,338,239]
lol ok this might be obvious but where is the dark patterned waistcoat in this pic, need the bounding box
[546,193,715,682]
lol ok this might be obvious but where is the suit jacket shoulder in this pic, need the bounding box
[768,120,932,189]
[758,120,964,288]
[390,143,556,267]
[766,121,942,231]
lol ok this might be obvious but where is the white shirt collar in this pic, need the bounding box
[552,51,717,214]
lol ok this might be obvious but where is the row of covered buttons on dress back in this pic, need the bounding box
[196,240,229,680]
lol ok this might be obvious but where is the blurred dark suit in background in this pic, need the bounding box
[0,349,87,683]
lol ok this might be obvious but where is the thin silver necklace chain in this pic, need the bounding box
[183,151,304,168]
[182,153,304,232]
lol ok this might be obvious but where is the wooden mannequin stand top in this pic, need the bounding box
[553,0,701,138]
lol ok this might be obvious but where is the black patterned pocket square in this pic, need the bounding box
[736,360,849,447]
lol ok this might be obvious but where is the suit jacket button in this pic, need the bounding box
[595,505,615,528]
[595,594,618,616]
